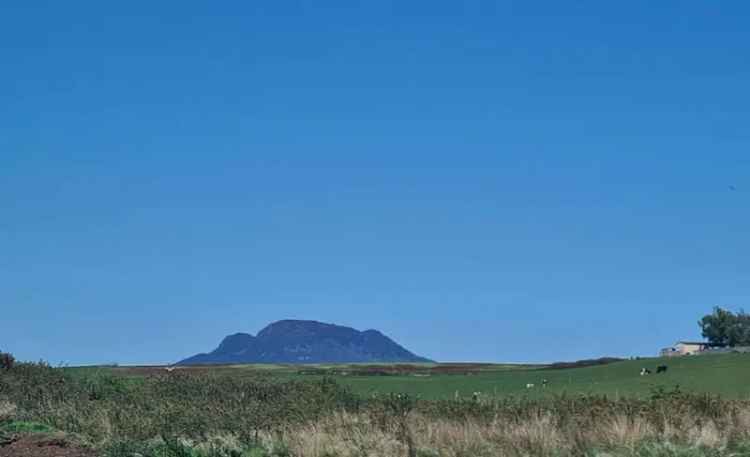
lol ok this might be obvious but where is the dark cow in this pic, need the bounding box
[656,365,668,374]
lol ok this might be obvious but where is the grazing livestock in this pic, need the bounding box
[640,368,652,376]
[165,366,176,373]
[526,383,535,389]
[541,379,549,387]
[656,365,668,374]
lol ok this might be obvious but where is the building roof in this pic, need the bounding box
[675,341,724,346]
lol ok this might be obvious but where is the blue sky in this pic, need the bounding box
[2,2,748,365]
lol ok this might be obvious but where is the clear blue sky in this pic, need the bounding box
[2,2,748,365]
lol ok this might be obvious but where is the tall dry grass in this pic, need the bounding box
[0,400,16,422]
[278,408,750,457]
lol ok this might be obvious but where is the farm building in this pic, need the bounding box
[660,341,723,357]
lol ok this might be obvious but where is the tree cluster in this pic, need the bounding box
[699,307,750,347]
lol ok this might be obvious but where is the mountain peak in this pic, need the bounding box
[257,319,340,336]
[215,333,256,354]
[178,320,433,365]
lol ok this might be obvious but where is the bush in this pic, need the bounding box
[0,351,14,370]
[546,357,623,370]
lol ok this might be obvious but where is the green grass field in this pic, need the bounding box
[71,352,750,400]
[334,353,750,399]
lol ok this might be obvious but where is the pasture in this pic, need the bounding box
[335,353,750,399]
[79,352,750,400]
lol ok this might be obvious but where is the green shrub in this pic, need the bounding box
[0,351,15,370]
[0,421,55,434]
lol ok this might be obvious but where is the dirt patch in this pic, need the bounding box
[0,435,96,457]
[298,363,501,377]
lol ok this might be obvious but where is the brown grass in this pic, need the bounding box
[273,409,750,457]
[0,401,16,422]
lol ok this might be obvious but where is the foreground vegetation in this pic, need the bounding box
[3,357,750,456]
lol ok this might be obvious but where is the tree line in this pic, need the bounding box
[699,306,750,347]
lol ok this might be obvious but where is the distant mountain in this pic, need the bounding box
[177,320,433,365]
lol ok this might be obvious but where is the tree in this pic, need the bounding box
[728,310,750,347]
[699,307,750,347]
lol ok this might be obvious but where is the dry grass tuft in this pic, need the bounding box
[0,400,17,422]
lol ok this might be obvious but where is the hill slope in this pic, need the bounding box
[177,320,434,365]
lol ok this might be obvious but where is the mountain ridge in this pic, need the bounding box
[177,319,434,365]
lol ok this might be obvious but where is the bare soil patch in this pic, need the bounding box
[0,435,96,457]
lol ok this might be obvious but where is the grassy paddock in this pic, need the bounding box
[72,352,750,400]
[336,353,750,399]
